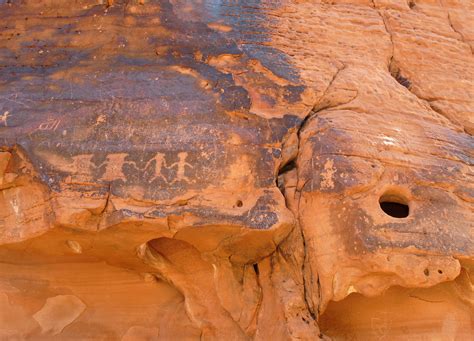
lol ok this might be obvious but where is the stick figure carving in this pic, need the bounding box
[0,111,9,127]
[100,153,129,181]
[72,154,95,175]
[67,154,95,182]
[169,152,193,183]
[43,151,195,184]
[144,152,167,182]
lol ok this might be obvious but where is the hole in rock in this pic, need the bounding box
[279,160,296,174]
[277,159,296,195]
[236,200,243,207]
[389,64,412,89]
[394,72,411,88]
[424,268,430,276]
[379,201,409,218]
[253,263,260,275]
[438,269,443,274]
[379,193,409,218]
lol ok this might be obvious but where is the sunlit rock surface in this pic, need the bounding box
[0,0,472,339]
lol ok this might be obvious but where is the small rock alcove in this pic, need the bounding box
[379,192,410,218]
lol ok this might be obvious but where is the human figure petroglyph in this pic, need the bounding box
[43,151,196,184]
[144,152,167,182]
[0,111,9,127]
[66,154,96,182]
[72,154,95,175]
[99,153,129,181]
[169,152,193,183]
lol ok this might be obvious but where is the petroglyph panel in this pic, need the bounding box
[38,151,214,185]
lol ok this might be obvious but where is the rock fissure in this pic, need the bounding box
[373,4,395,71]
[246,263,263,336]
[97,183,112,221]
[408,294,445,304]
[273,65,347,328]
[439,0,474,54]
[372,2,472,135]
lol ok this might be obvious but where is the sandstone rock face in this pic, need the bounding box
[0,0,472,340]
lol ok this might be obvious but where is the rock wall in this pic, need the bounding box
[0,0,472,339]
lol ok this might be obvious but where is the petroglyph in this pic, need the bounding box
[169,152,194,184]
[71,154,95,176]
[100,153,129,181]
[144,152,167,182]
[37,119,61,132]
[42,151,195,184]
[320,159,336,190]
[0,111,9,127]
[39,152,94,180]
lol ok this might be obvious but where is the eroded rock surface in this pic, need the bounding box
[0,0,472,339]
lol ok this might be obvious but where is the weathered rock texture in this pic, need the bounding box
[0,0,472,339]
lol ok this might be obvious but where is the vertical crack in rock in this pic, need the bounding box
[275,66,346,326]
[440,0,474,54]
[138,240,248,340]
[300,226,317,320]
[446,13,471,52]
[373,0,395,71]
[96,183,113,230]
[247,262,263,336]
[389,63,411,89]
[426,102,468,135]
[252,263,263,307]
[390,69,467,134]
[316,276,322,318]
[277,160,296,196]
[373,2,469,134]
[293,110,318,319]
[100,184,112,213]
[253,263,260,276]
[311,65,346,114]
